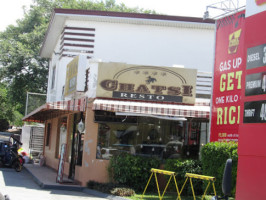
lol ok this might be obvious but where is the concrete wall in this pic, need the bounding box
[75,107,109,185]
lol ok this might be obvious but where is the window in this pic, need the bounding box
[45,123,51,146]
[96,112,208,160]
[51,66,56,89]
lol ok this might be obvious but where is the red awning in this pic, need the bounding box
[92,98,210,119]
[23,97,89,123]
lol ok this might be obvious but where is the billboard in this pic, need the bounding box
[210,10,246,142]
[96,62,197,104]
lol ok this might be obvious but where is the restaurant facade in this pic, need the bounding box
[23,8,214,186]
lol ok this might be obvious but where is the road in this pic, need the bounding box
[0,168,107,200]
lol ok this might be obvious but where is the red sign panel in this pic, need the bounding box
[210,10,246,142]
[236,8,266,200]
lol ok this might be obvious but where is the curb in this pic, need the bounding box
[24,167,84,191]
[24,167,129,200]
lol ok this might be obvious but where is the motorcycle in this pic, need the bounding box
[0,135,24,172]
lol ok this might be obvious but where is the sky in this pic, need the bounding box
[0,0,246,31]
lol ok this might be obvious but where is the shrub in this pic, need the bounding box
[110,187,135,196]
[164,159,203,196]
[108,153,160,191]
[201,142,238,196]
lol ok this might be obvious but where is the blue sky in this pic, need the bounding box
[0,0,246,31]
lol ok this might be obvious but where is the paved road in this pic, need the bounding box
[0,168,106,200]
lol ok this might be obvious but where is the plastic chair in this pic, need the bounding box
[212,159,232,200]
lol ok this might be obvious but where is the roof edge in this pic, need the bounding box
[53,8,215,24]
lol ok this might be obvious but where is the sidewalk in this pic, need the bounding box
[24,163,83,191]
[24,163,127,200]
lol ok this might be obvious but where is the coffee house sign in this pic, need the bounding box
[96,63,197,104]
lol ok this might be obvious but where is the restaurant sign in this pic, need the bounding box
[96,63,197,104]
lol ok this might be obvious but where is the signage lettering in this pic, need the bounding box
[217,106,240,125]
[219,57,242,71]
[220,70,242,92]
[113,91,182,102]
[100,79,193,96]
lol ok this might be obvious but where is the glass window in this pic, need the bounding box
[51,66,56,89]
[45,123,51,146]
[96,112,209,160]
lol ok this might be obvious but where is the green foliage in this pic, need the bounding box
[0,0,156,118]
[0,83,22,126]
[108,153,160,191]
[201,142,238,196]
[164,159,203,196]
[0,119,9,131]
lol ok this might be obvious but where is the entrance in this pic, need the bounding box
[69,113,84,180]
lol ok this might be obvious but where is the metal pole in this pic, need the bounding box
[25,92,29,116]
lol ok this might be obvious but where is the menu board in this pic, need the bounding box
[246,44,266,69]
[244,100,266,123]
[245,72,266,96]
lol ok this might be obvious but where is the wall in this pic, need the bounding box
[66,19,214,70]
[44,118,60,170]
[75,105,109,186]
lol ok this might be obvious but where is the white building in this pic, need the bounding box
[23,9,215,186]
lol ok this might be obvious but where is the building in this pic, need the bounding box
[23,8,215,186]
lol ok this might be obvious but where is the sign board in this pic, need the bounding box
[243,100,266,123]
[96,63,197,104]
[64,55,87,97]
[210,10,246,142]
[245,72,266,96]
[246,44,266,69]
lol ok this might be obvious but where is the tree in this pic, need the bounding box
[0,83,23,128]
[0,0,156,121]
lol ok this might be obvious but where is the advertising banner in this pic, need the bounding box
[210,10,245,142]
[96,62,197,104]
